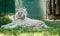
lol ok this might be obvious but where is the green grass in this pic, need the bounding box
[0,25,60,36]
[45,21,60,28]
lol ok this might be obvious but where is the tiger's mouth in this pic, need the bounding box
[21,15,25,19]
[17,15,25,20]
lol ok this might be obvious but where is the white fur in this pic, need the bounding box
[1,8,48,29]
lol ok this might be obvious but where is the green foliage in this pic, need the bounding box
[0,0,15,13]
[0,12,14,27]
[0,26,60,36]
[0,17,12,27]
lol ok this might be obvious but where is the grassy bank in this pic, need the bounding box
[0,25,60,36]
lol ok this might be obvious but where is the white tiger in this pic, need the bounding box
[1,8,48,29]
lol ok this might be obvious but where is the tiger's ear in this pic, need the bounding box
[15,7,27,12]
[24,8,26,11]
[19,8,27,12]
[23,7,27,11]
[15,8,19,12]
